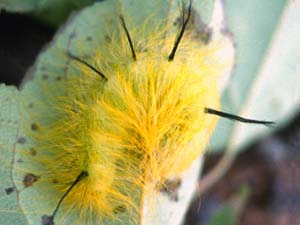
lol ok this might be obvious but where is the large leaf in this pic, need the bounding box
[210,0,300,151]
[0,85,28,224]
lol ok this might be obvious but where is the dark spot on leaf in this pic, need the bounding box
[31,123,39,131]
[158,178,182,202]
[41,215,54,225]
[23,173,39,187]
[29,147,37,156]
[199,29,212,45]
[104,35,111,43]
[17,159,23,163]
[5,187,15,195]
[17,137,26,144]
[69,31,77,39]
[56,76,62,81]
[113,205,126,214]
[28,103,34,108]
[42,74,48,80]
[86,36,93,41]
[52,179,58,184]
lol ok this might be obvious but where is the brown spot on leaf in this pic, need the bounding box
[31,123,39,131]
[86,36,93,41]
[29,147,37,156]
[17,137,26,144]
[198,29,212,45]
[105,35,111,43]
[52,179,58,184]
[158,178,182,202]
[23,173,39,187]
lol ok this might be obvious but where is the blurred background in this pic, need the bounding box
[0,0,299,225]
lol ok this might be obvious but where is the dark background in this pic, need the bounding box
[0,11,54,86]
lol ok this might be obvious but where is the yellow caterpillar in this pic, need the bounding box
[0,0,273,225]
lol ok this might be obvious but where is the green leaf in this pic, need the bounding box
[210,0,300,151]
[206,205,235,225]
[0,84,29,224]
[205,185,250,225]
[0,0,39,12]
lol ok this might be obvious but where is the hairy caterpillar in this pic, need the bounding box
[0,1,274,225]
